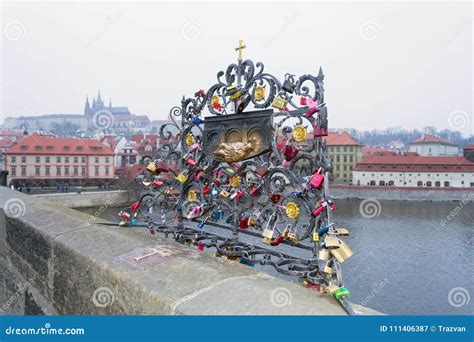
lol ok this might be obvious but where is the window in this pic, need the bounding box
[426,181,432,187]
[343,173,346,178]
[336,156,340,162]
[388,180,394,186]
[45,167,50,175]
[417,181,423,187]
[74,167,78,175]
[435,181,441,187]
[65,167,69,175]
[57,167,61,175]
[35,167,40,175]
[81,167,86,175]
[379,180,385,186]
[336,146,340,152]
[105,167,109,175]
[349,156,353,162]
[343,146,347,152]
[21,156,26,163]
[11,156,16,163]
[11,167,16,175]
[57,156,61,163]
[21,167,26,175]
[74,157,78,163]
[444,181,450,187]
[65,157,69,163]
[369,180,376,185]
[81,156,86,163]
[95,167,99,175]
[343,156,347,162]
[349,146,353,152]
[105,157,110,163]
[95,157,99,163]
[35,156,40,163]
[45,156,50,163]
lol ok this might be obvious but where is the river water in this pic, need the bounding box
[79,198,473,315]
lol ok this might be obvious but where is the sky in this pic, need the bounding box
[1,1,473,136]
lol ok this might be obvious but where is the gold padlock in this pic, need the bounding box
[324,235,340,249]
[324,265,332,274]
[271,95,287,110]
[262,227,274,245]
[219,190,230,198]
[319,248,330,261]
[312,230,319,242]
[326,284,340,295]
[176,172,188,184]
[286,232,298,244]
[335,228,349,237]
[330,240,353,263]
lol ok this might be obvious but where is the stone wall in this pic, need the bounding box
[331,185,473,202]
[0,187,380,316]
[32,190,133,209]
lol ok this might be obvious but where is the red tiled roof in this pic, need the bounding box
[323,131,360,146]
[464,144,474,150]
[410,135,456,146]
[354,152,474,173]
[0,137,15,148]
[5,134,114,155]
[361,146,386,156]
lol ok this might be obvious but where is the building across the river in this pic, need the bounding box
[3,133,115,187]
[324,131,363,184]
[353,151,474,188]
[409,134,459,156]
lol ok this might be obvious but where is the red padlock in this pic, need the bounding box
[300,97,307,105]
[277,139,286,151]
[187,156,197,166]
[131,201,140,213]
[202,186,210,195]
[313,126,328,137]
[309,168,324,189]
[239,218,249,229]
[283,145,299,161]
[271,193,281,203]
[196,244,204,251]
[271,235,285,246]
[249,186,260,197]
[152,180,164,187]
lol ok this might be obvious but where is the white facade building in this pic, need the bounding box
[409,135,459,156]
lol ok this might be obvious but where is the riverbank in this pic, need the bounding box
[330,185,473,202]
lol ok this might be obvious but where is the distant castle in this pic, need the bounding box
[4,90,150,135]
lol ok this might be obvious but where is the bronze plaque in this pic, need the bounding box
[202,109,273,162]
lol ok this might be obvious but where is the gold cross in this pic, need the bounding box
[235,40,246,61]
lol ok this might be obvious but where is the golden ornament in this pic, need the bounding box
[293,125,307,142]
[254,86,265,101]
[285,202,300,219]
[229,175,241,188]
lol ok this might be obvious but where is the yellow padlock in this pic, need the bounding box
[335,228,349,237]
[330,240,353,263]
[324,235,340,249]
[324,265,333,274]
[313,231,319,242]
[176,172,188,184]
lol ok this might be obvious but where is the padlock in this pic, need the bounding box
[195,89,206,97]
[192,116,203,125]
[313,125,328,137]
[309,168,324,189]
[271,94,287,110]
[230,190,243,200]
[271,193,281,203]
[237,95,251,113]
[324,235,340,249]
[300,97,307,105]
[330,239,353,263]
[262,227,275,245]
[312,231,319,242]
[335,228,349,237]
[247,212,259,226]
[222,166,237,177]
[319,248,330,261]
[226,85,242,100]
[152,180,164,187]
[176,172,188,184]
[213,210,224,221]
[118,211,130,220]
[131,201,140,213]
[323,265,333,274]
[186,156,197,167]
[286,232,298,244]
[317,224,329,236]
[333,287,350,300]
[198,214,211,229]
[237,216,248,229]
[277,139,286,152]
[229,175,240,188]
[283,145,299,161]
[254,86,265,101]
[219,190,230,198]
[282,74,296,93]
[271,235,285,246]
[187,206,201,220]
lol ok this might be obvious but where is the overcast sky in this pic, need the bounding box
[1,1,472,136]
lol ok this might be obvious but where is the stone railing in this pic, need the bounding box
[0,187,380,315]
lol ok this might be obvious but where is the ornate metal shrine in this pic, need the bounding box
[117,41,354,314]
